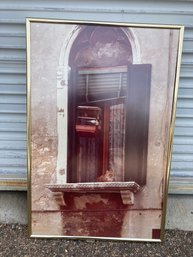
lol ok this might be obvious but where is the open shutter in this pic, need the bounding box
[125,64,151,185]
[67,68,78,183]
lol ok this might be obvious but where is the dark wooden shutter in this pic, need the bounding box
[125,64,151,185]
[67,68,78,183]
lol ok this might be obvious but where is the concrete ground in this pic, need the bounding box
[0,224,193,257]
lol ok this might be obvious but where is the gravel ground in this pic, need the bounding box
[0,224,193,257]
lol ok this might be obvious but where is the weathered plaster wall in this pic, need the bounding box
[30,24,73,212]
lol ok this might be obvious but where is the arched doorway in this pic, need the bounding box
[67,26,133,183]
[55,24,150,186]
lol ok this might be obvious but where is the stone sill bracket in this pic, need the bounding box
[47,182,141,206]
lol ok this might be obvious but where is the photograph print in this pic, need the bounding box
[27,19,183,241]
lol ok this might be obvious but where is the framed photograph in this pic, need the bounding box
[27,18,184,241]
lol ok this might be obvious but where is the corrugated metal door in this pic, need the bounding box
[0,0,192,193]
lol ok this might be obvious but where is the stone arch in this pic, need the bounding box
[59,25,141,68]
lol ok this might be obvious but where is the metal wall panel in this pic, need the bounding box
[0,0,192,193]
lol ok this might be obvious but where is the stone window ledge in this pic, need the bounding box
[47,182,141,205]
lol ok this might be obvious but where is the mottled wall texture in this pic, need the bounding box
[29,22,179,239]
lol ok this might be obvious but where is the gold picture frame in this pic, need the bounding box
[26,18,184,241]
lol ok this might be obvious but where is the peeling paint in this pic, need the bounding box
[60,79,66,86]
[58,108,64,113]
[73,194,108,210]
[59,169,65,175]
